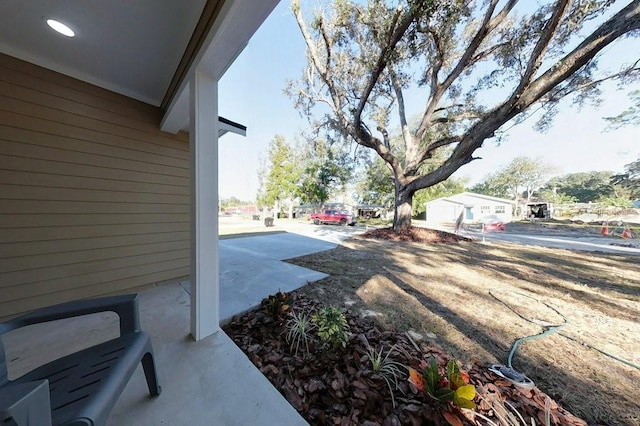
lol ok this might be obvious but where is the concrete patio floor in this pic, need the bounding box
[4,232,338,425]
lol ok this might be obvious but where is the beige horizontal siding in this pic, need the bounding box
[0,155,189,187]
[0,232,189,258]
[0,200,189,215]
[0,123,189,168]
[0,53,191,319]
[2,267,190,319]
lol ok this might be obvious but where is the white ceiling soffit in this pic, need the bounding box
[160,0,280,134]
[0,0,207,107]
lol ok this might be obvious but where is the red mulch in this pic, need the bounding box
[223,296,587,426]
[361,227,470,243]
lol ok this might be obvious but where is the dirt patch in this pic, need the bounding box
[363,227,471,243]
[283,227,640,425]
[504,219,637,239]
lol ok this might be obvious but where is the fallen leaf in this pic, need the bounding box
[442,410,464,426]
[407,367,425,393]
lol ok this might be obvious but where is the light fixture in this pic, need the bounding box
[46,19,75,37]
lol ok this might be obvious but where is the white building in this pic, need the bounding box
[425,192,514,224]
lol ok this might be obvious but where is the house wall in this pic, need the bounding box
[425,202,463,223]
[471,202,512,223]
[0,54,190,319]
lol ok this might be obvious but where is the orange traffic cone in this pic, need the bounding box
[600,221,609,236]
[622,226,632,239]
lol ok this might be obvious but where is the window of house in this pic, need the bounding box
[495,205,505,214]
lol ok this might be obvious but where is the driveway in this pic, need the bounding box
[218,233,337,321]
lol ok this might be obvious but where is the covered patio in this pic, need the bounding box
[0,0,318,424]
[3,231,336,424]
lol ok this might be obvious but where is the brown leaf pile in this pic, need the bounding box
[223,295,587,426]
[362,227,470,243]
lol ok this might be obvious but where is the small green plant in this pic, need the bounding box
[311,306,349,349]
[365,342,406,408]
[285,310,316,357]
[408,357,476,409]
[262,291,293,321]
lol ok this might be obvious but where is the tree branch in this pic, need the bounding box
[511,0,572,102]
[388,66,413,153]
[414,1,640,192]
[354,5,411,121]
[416,0,503,142]
[519,1,640,108]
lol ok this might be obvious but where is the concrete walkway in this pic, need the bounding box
[108,232,337,425]
[178,232,337,322]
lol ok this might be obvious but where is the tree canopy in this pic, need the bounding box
[543,171,616,203]
[611,157,640,199]
[470,156,552,213]
[257,135,302,216]
[257,135,352,214]
[289,0,640,232]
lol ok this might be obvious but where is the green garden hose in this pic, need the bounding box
[487,289,640,389]
[488,289,568,388]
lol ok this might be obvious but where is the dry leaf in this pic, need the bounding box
[442,409,464,426]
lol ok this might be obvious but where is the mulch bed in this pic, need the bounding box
[223,295,587,426]
[362,227,471,243]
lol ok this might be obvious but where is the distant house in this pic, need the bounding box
[425,192,514,223]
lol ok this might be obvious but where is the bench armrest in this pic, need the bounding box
[1,294,141,337]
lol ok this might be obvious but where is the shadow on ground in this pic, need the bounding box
[288,236,640,426]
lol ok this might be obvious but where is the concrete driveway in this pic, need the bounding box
[218,233,338,321]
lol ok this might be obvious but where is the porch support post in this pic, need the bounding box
[189,70,219,340]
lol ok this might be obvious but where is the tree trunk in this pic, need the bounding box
[287,196,293,219]
[393,184,413,233]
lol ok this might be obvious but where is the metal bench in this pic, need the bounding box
[0,294,161,426]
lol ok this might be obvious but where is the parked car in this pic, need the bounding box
[310,209,356,226]
[481,215,506,232]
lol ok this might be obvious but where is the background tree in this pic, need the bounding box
[297,138,352,206]
[610,157,640,199]
[356,156,394,207]
[469,178,511,200]
[542,171,615,202]
[357,154,466,215]
[473,157,552,214]
[289,0,640,232]
[535,188,577,204]
[257,135,301,218]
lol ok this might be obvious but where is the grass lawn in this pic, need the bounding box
[286,234,639,425]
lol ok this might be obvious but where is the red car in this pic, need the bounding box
[483,222,506,232]
[311,210,356,226]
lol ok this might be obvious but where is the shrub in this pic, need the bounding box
[311,306,349,349]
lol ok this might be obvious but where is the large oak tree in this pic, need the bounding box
[288,0,640,232]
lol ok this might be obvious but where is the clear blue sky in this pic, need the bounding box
[218,1,639,201]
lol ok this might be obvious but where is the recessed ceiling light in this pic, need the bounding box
[46,19,75,37]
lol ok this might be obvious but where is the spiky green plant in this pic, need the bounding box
[365,343,406,408]
[285,311,315,357]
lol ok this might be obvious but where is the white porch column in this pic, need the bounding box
[189,70,219,340]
